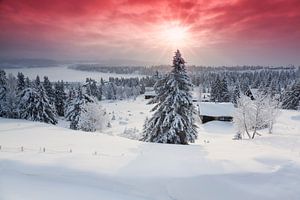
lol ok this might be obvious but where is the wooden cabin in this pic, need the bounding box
[196,102,234,124]
[144,87,156,99]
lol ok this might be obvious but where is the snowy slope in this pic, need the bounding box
[1,97,300,200]
[3,66,145,82]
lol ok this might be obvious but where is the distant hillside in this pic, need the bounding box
[0,58,61,68]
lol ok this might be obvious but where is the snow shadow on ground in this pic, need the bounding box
[291,115,300,121]
[1,159,300,200]
[200,121,234,135]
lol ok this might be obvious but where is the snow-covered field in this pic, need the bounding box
[1,96,300,200]
[3,66,144,82]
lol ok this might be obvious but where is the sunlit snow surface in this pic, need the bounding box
[1,96,300,200]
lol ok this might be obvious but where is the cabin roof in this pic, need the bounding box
[197,102,234,117]
[144,91,156,96]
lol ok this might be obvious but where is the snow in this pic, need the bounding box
[198,102,234,116]
[3,66,145,82]
[1,96,300,199]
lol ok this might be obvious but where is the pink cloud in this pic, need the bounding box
[0,0,299,65]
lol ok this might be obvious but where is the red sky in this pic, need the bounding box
[0,0,300,65]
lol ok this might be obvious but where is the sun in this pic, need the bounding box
[164,26,187,44]
[159,22,190,47]
[148,21,196,61]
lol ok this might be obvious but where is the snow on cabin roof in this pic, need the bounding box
[198,102,234,117]
[145,90,156,96]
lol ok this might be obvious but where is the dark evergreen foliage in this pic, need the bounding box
[18,76,57,124]
[142,50,197,144]
[282,81,300,110]
[17,72,25,92]
[210,76,230,102]
[54,81,66,116]
[43,76,55,104]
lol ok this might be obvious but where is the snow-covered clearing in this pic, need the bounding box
[1,96,300,199]
[3,66,144,82]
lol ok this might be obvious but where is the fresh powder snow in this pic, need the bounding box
[1,96,300,200]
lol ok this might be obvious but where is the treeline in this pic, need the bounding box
[69,65,156,76]
[0,70,155,129]
[70,63,299,76]
[71,64,299,93]
[191,67,298,92]
[203,72,300,110]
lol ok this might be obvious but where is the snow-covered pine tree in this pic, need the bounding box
[210,75,229,102]
[210,75,222,102]
[232,84,240,106]
[97,78,105,101]
[17,72,25,92]
[1,74,18,118]
[0,70,7,117]
[43,76,55,104]
[110,82,117,100]
[140,82,146,94]
[142,50,197,144]
[282,81,300,110]
[25,77,31,88]
[84,78,99,99]
[18,76,57,124]
[65,87,76,109]
[65,85,94,130]
[97,83,103,101]
[220,78,230,102]
[54,81,66,116]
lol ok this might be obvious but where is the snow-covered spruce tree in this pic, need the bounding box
[232,84,240,106]
[220,78,230,102]
[0,70,7,117]
[18,76,57,124]
[97,83,103,101]
[17,72,26,92]
[84,78,101,100]
[142,50,197,144]
[106,82,117,100]
[1,74,18,118]
[78,102,108,132]
[210,76,230,102]
[65,86,94,130]
[25,77,31,88]
[54,81,66,116]
[282,81,300,110]
[210,75,222,102]
[43,76,55,104]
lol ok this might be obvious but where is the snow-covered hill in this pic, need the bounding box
[1,97,300,200]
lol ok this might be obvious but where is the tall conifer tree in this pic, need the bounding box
[142,50,197,144]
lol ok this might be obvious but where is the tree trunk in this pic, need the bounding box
[178,131,188,145]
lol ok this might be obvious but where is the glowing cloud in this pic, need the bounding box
[0,0,299,65]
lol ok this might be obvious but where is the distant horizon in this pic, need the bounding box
[0,57,299,68]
